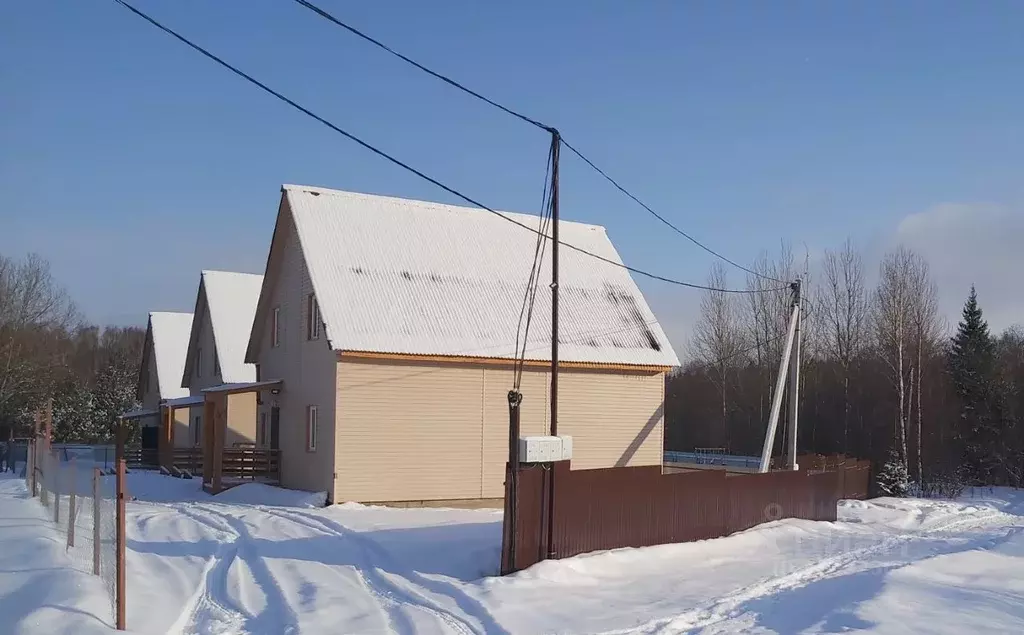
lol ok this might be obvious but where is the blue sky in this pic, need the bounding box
[3,1,1023,349]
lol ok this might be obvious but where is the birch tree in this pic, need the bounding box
[874,246,918,470]
[908,255,941,482]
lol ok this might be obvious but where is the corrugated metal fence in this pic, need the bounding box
[501,456,870,573]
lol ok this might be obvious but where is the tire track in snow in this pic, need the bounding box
[193,505,302,634]
[260,507,485,635]
[168,538,250,635]
[602,507,1024,635]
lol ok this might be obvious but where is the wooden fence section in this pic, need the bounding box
[124,447,159,469]
[502,457,871,574]
[220,448,280,483]
[172,447,203,474]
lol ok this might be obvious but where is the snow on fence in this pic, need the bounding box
[501,457,871,573]
[26,440,126,629]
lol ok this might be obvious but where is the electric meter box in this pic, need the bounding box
[518,435,574,463]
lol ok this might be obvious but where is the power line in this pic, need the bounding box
[288,0,786,285]
[291,0,553,134]
[112,0,781,295]
[558,138,786,284]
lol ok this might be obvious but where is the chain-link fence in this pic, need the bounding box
[27,440,125,629]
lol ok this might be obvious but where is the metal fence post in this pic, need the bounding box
[116,458,126,630]
[93,468,101,576]
[68,459,77,548]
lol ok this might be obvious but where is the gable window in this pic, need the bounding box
[306,405,318,452]
[272,306,281,348]
[196,347,203,378]
[307,293,320,341]
[193,415,202,446]
[213,350,220,376]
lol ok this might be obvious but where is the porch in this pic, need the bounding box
[200,380,283,494]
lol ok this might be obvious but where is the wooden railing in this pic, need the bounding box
[172,447,203,475]
[124,447,159,469]
[221,447,280,483]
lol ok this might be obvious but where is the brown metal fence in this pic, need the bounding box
[502,457,871,573]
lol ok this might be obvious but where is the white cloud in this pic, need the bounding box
[894,203,1023,332]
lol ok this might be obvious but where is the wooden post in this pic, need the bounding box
[54,459,61,525]
[93,468,101,576]
[68,459,77,548]
[28,440,36,497]
[116,458,126,630]
[40,448,48,507]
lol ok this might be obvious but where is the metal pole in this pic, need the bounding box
[504,390,522,574]
[758,297,801,473]
[787,280,802,470]
[550,131,560,437]
[547,130,560,561]
[116,457,126,630]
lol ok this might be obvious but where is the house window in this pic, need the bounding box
[307,293,320,341]
[196,347,202,377]
[214,350,220,376]
[258,412,267,447]
[193,415,202,446]
[306,405,318,452]
[272,307,281,348]
[255,363,261,382]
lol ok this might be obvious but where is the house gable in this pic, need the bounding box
[181,277,212,389]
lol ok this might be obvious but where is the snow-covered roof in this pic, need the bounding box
[261,185,678,368]
[147,312,193,399]
[185,270,264,384]
[163,395,205,408]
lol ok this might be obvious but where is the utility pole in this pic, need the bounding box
[786,279,802,470]
[550,131,560,438]
[546,130,561,560]
[758,281,802,473]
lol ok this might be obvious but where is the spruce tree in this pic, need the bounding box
[949,286,997,483]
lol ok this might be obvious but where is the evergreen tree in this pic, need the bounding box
[948,286,998,483]
[877,448,910,497]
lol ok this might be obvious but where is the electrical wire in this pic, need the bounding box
[288,0,786,286]
[112,0,783,295]
[513,141,555,390]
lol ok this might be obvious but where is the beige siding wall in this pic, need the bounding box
[174,408,194,448]
[225,393,257,446]
[254,208,337,494]
[335,358,665,502]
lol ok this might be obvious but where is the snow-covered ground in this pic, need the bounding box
[3,472,1024,634]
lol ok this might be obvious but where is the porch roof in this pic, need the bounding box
[201,379,283,396]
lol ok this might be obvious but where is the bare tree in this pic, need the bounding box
[821,239,868,453]
[874,246,920,470]
[691,263,746,448]
[908,256,941,482]
[0,253,78,420]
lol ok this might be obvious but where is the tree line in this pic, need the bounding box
[0,253,144,443]
[666,241,1023,493]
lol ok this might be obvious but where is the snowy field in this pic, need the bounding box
[2,472,1024,634]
